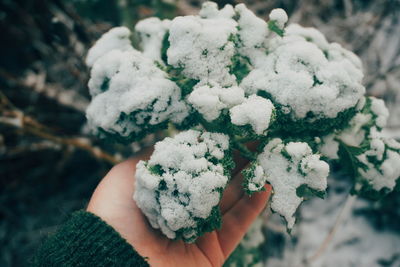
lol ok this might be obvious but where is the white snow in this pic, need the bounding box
[135,17,170,62]
[265,178,400,267]
[319,134,339,160]
[337,112,371,147]
[86,27,133,67]
[230,95,275,135]
[188,82,245,121]
[167,13,237,86]
[269,8,288,29]
[199,1,235,19]
[235,4,269,65]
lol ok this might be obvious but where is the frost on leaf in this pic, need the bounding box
[241,23,365,133]
[356,135,400,192]
[318,96,400,195]
[134,130,233,242]
[338,96,388,148]
[85,28,189,142]
[248,138,329,229]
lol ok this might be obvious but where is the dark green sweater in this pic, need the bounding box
[32,211,149,266]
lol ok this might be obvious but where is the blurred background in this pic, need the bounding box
[0,0,399,266]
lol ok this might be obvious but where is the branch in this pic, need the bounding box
[306,192,357,263]
[0,90,121,165]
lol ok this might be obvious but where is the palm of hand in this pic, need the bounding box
[87,150,271,267]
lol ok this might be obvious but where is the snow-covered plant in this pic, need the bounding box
[134,130,233,242]
[85,1,400,243]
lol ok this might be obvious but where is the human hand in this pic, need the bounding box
[87,147,271,267]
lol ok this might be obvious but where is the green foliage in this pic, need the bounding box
[100,77,110,92]
[170,71,199,97]
[242,162,265,195]
[257,90,358,137]
[161,32,170,65]
[337,139,399,199]
[296,184,326,200]
[220,153,236,177]
[96,107,170,144]
[149,164,165,176]
[354,181,400,231]
[97,121,168,144]
[268,20,285,36]
[229,53,251,83]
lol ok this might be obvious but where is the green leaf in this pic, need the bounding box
[268,20,285,37]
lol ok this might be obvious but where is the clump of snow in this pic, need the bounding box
[269,8,288,29]
[86,43,189,140]
[230,95,275,135]
[199,1,235,19]
[234,4,268,65]
[86,27,133,67]
[187,82,244,121]
[167,11,237,86]
[134,130,231,242]
[256,138,329,229]
[135,17,170,62]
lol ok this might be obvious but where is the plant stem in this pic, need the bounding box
[0,91,121,165]
[306,192,357,263]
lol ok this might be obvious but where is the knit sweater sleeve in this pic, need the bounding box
[32,210,149,267]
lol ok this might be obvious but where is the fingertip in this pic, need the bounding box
[264,184,273,198]
[244,189,269,212]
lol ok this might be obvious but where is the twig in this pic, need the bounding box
[0,91,121,165]
[306,193,357,263]
[0,68,89,112]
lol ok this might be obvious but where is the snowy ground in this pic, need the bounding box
[264,176,400,267]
